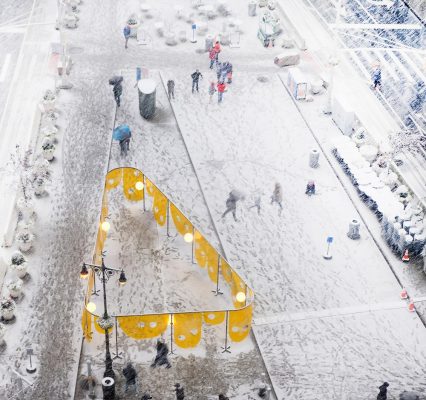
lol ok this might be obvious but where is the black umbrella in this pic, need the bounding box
[109,75,123,85]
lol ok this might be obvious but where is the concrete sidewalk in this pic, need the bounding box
[0,0,57,250]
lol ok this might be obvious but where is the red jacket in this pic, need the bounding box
[217,82,226,93]
[209,48,216,60]
[214,42,221,53]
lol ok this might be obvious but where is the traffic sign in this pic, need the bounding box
[327,236,333,243]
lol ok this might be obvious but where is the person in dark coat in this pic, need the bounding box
[122,362,137,392]
[222,191,238,221]
[151,339,171,368]
[123,24,131,49]
[175,383,185,400]
[191,69,203,93]
[120,137,130,156]
[167,79,175,100]
[113,80,123,107]
[377,382,389,400]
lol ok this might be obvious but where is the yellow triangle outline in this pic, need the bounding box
[82,167,254,348]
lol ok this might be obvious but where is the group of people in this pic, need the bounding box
[187,40,233,104]
[207,41,233,103]
[222,183,283,222]
[222,180,317,221]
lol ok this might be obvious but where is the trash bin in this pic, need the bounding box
[248,1,257,16]
[347,219,360,240]
[138,79,156,119]
[309,149,320,168]
[102,377,115,400]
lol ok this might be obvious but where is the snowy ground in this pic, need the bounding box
[1,0,426,398]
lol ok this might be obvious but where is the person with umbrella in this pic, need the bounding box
[109,76,123,107]
[113,124,132,156]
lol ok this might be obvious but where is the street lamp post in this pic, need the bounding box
[80,258,127,400]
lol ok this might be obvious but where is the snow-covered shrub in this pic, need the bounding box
[10,251,28,278]
[34,176,46,196]
[0,298,16,321]
[7,279,23,298]
[16,230,34,253]
[43,90,56,102]
[41,137,55,161]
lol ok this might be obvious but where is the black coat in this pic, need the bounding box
[123,364,137,385]
[113,82,123,97]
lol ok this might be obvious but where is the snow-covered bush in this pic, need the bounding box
[34,176,46,196]
[10,145,38,225]
[16,230,34,253]
[33,158,51,181]
[0,298,16,321]
[7,279,23,298]
[43,90,56,102]
[10,251,28,278]
[41,137,55,161]
[40,125,59,141]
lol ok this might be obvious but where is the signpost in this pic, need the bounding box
[323,236,333,260]
[190,24,197,43]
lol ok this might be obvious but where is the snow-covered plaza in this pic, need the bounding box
[0,0,426,399]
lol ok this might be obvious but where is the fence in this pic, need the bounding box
[82,167,254,352]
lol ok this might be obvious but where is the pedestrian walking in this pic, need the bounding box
[151,339,172,368]
[209,47,217,69]
[112,79,123,107]
[377,382,389,400]
[208,81,216,103]
[119,137,130,156]
[215,62,222,81]
[167,79,175,100]
[123,24,131,49]
[305,180,315,196]
[217,81,226,103]
[372,65,382,90]
[270,182,283,214]
[191,69,203,93]
[175,383,185,400]
[248,196,262,215]
[122,362,137,393]
[222,191,239,221]
[214,41,221,61]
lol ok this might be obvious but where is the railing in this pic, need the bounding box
[82,167,254,353]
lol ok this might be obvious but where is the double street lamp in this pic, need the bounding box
[80,257,127,399]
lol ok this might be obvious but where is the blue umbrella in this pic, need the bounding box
[113,124,131,141]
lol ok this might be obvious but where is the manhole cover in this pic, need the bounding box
[257,75,268,82]
[68,47,84,55]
